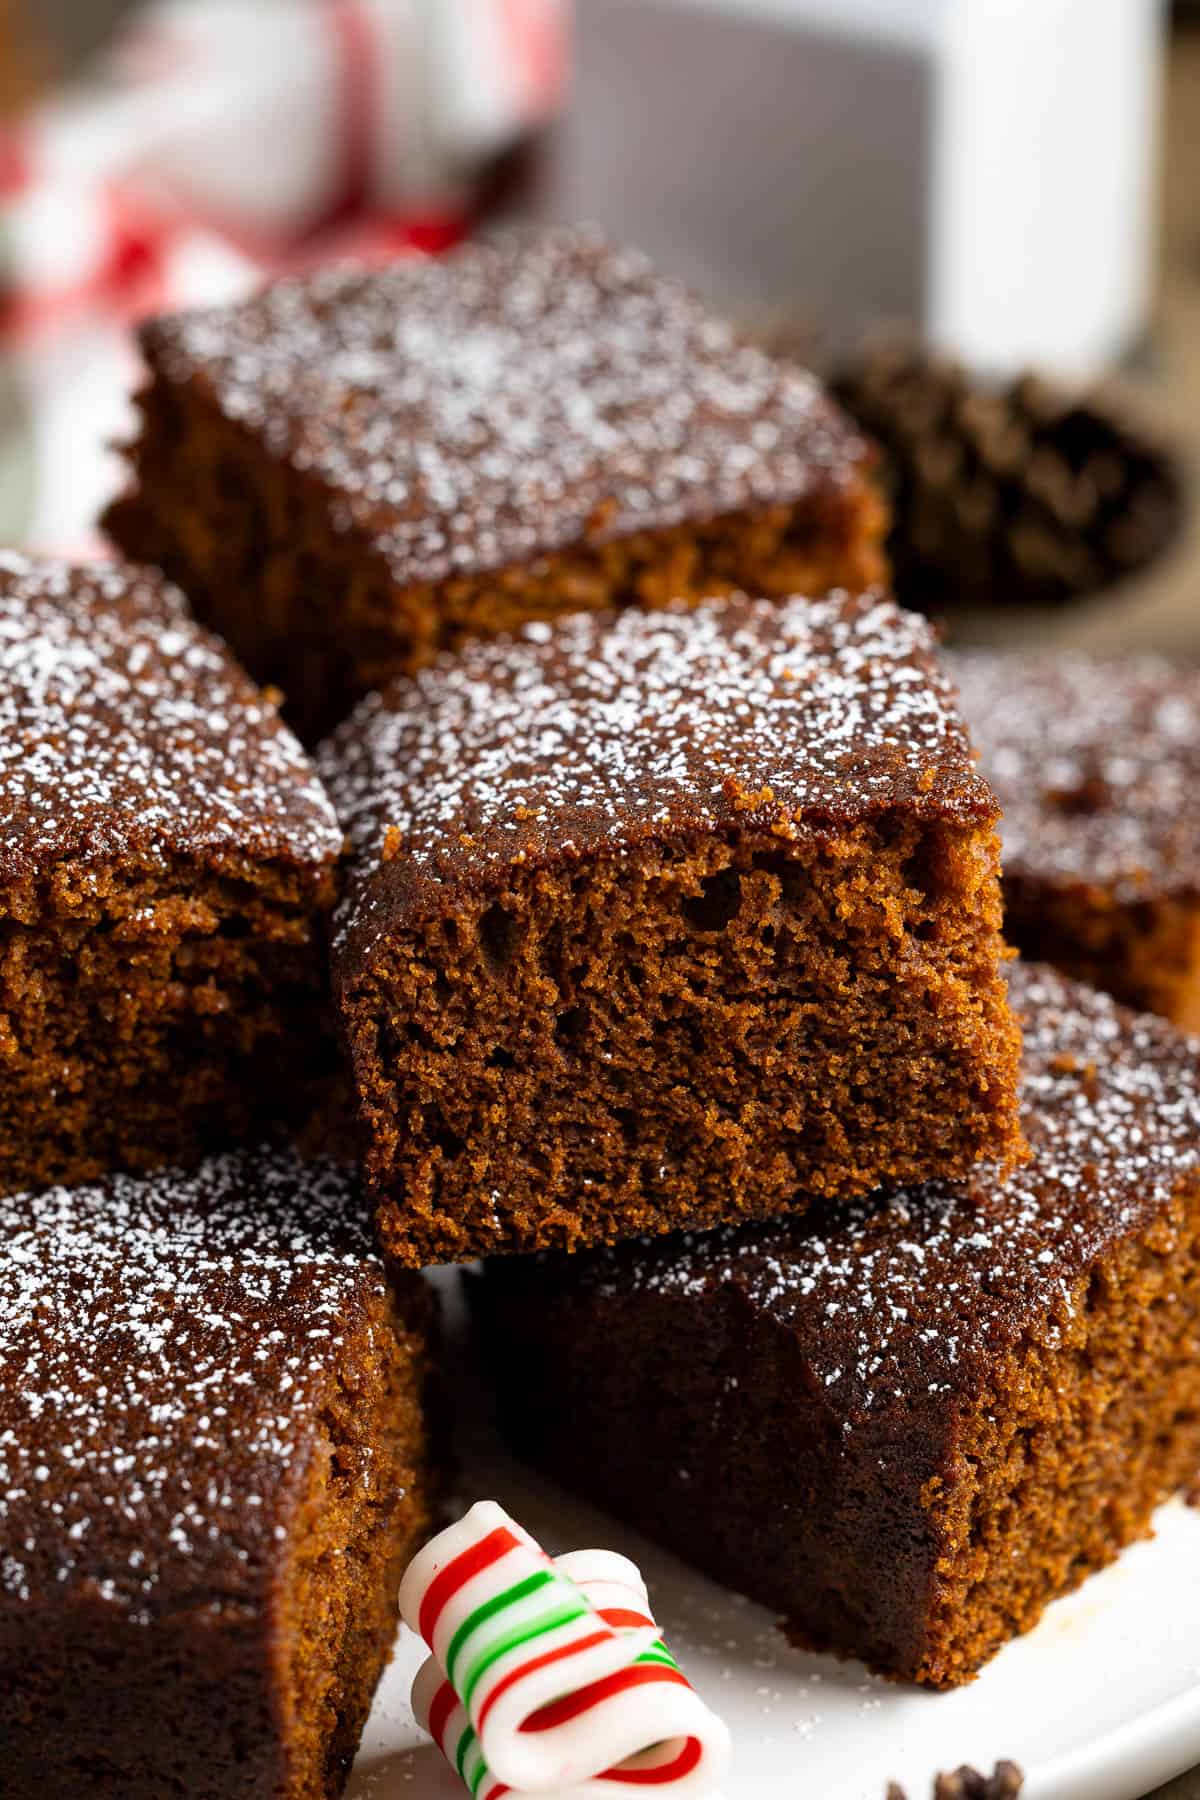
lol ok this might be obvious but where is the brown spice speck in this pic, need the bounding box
[888,1761,1024,1800]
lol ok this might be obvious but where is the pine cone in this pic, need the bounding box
[832,338,1183,614]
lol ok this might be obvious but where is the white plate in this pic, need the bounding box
[348,1276,1200,1800]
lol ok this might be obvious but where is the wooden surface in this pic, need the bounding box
[1154,1759,1200,1796]
[0,0,46,114]
[0,0,142,108]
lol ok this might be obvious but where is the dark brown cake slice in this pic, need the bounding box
[0,552,343,1195]
[474,963,1200,1689]
[0,1146,440,1800]
[103,227,887,741]
[320,589,1022,1268]
[949,649,1200,1028]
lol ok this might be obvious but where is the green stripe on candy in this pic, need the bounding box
[466,1737,491,1798]
[454,1721,477,1784]
[450,1717,494,1800]
[446,1569,556,1688]
[462,1601,591,1710]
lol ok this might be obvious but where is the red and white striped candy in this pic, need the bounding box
[400,1501,730,1797]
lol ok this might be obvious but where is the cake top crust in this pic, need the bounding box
[321,590,998,971]
[948,649,1200,902]
[0,1148,386,1620]
[0,553,341,881]
[493,964,1200,1422]
[139,227,869,590]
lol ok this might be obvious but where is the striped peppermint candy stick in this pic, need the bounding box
[400,1503,731,1797]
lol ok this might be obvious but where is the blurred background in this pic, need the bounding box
[2,9,1200,1797]
[0,0,1197,655]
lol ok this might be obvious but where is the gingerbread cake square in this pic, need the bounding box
[0,553,343,1195]
[0,1146,440,1800]
[475,963,1200,1688]
[321,590,1021,1267]
[950,649,1200,1028]
[104,228,887,741]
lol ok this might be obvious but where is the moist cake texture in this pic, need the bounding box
[0,553,342,1194]
[0,1146,440,1799]
[475,963,1200,1688]
[322,589,1021,1267]
[104,228,887,740]
[950,649,1200,1027]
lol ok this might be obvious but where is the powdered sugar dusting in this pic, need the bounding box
[948,649,1200,901]
[0,1148,383,1617]
[145,227,865,589]
[0,553,341,880]
[322,591,994,961]
[562,965,1200,1416]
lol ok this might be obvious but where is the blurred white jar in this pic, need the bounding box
[541,0,1166,378]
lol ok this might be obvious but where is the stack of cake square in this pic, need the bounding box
[276,235,1194,1694]
[4,226,1200,1800]
[0,553,441,1797]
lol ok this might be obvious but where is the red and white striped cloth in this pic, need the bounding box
[0,0,567,550]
